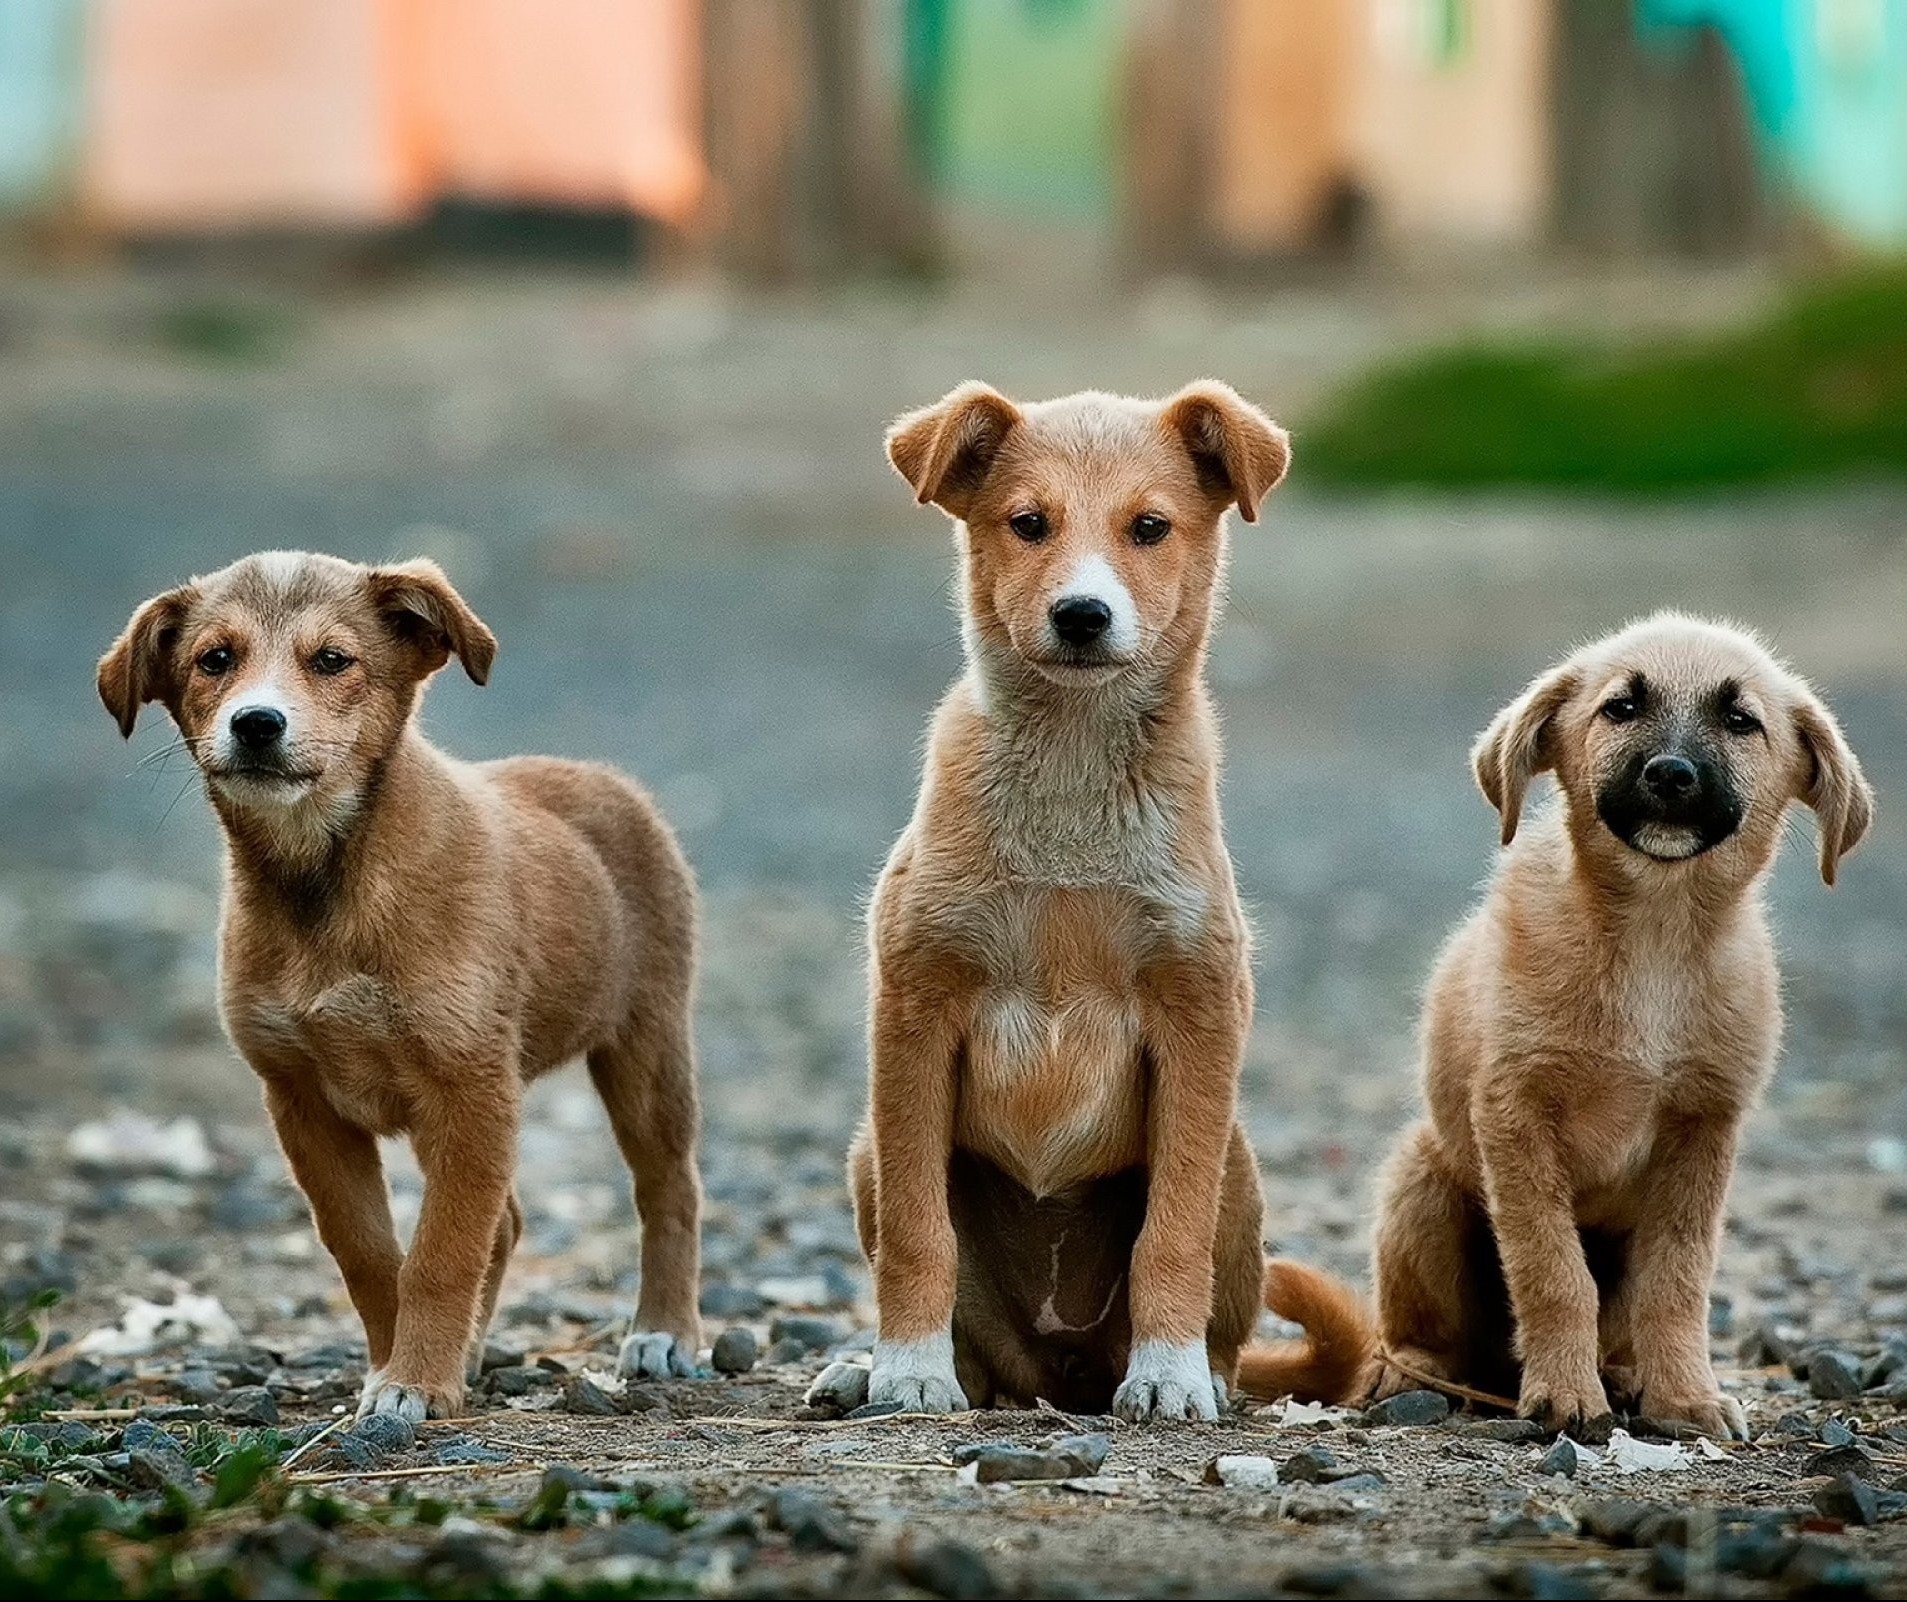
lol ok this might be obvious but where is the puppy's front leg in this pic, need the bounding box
[1116,960,1248,1423]
[866,972,968,1414]
[361,1078,518,1423]
[1475,1079,1609,1434]
[264,1078,403,1368]
[1623,1111,1747,1440]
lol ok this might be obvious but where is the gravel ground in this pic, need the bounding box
[1,261,1904,1597]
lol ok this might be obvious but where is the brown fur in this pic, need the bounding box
[1240,616,1873,1439]
[850,381,1289,1420]
[98,551,703,1421]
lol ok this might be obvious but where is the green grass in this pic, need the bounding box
[1301,267,1907,494]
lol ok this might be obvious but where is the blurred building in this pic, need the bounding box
[1,0,1903,270]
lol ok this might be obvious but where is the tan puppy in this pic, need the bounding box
[849,381,1289,1420]
[98,552,703,1421]
[1242,615,1872,1438]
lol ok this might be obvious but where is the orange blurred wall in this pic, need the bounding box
[84,0,702,233]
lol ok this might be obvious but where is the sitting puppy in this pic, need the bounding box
[1242,614,1872,1438]
[848,381,1289,1421]
[98,552,703,1420]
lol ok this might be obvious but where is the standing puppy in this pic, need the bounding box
[99,552,703,1421]
[1244,615,1872,1438]
[851,382,1289,1420]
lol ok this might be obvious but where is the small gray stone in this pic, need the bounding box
[763,1338,808,1366]
[766,1487,858,1553]
[1809,1350,1864,1400]
[170,1369,223,1404]
[434,1435,512,1466]
[1539,1437,1580,1478]
[895,1534,997,1600]
[711,1326,759,1375]
[561,1374,619,1416]
[1364,1389,1450,1427]
[347,1412,416,1459]
[767,1315,841,1353]
[1820,1417,1858,1447]
[218,1386,280,1426]
[1051,1432,1109,1474]
[1814,1473,1880,1526]
[1458,1418,1547,1444]
[1808,1443,1875,1478]
[955,1444,1074,1483]
[1281,1445,1340,1483]
[846,1400,906,1419]
[699,1283,767,1320]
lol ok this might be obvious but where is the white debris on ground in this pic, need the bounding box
[76,1291,241,1356]
[65,1109,215,1178]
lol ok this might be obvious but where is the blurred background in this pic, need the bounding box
[1,0,1903,1354]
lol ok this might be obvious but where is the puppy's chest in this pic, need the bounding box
[227,966,434,1135]
[950,887,1156,1195]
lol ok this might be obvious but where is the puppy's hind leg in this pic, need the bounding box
[590,1010,704,1380]
[466,1191,524,1382]
[1370,1123,1493,1404]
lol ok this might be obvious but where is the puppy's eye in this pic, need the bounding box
[1600,695,1639,724]
[1131,513,1171,546]
[196,646,235,677]
[1722,705,1762,736]
[1009,510,1047,543]
[311,647,355,677]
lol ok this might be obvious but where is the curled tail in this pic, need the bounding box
[1234,1258,1376,1404]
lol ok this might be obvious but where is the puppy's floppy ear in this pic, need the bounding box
[366,560,497,685]
[1162,381,1290,523]
[886,382,1023,519]
[98,584,199,738]
[1791,691,1872,886]
[1472,664,1578,846]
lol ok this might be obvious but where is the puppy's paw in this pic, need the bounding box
[805,1359,871,1412]
[617,1329,697,1380]
[1112,1340,1220,1424]
[1518,1370,1613,1441]
[357,1368,458,1423]
[1640,1386,1748,1442]
[868,1334,967,1413]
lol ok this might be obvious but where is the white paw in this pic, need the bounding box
[617,1329,697,1380]
[357,1370,431,1424]
[805,1359,871,1411]
[868,1333,968,1413]
[1112,1340,1219,1423]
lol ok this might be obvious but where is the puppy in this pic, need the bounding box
[98,552,704,1420]
[848,381,1289,1420]
[1242,615,1873,1438]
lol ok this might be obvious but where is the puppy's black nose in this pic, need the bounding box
[1642,754,1699,797]
[231,707,287,751]
[1050,596,1112,647]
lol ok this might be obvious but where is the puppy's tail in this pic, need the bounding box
[1234,1258,1376,1405]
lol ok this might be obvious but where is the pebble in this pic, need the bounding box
[1492,1559,1601,1600]
[1808,1443,1875,1478]
[1809,1350,1865,1400]
[803,1359,870,1413]
[560,1374,619,1416]
[1820,1417,1858,1447]
[1364,1389,1450,1427]
[1539,1437,1580,1478]
[1780,1537,1876,1597]
[485,1364,550,1397]
[217,1385,280,1426]
[1205,1453,1282,1490]
[847,1400,906,1419]
[765,1487,858,1553]
[1051,1432,1109,1474]
[711,1326,759,1374]
[1281,1445,1339,1483]
[894,1533,998,1600]
[1814,1473,1880,1527]
[763,1337,808,1365]
[347,1412,417,1460]
[954,1443,1077,1484]
[767,1315,841,1353]
[1458,1418,1546,1444]
[1578,1499,1674,1547]
[699,1283,767,1320]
